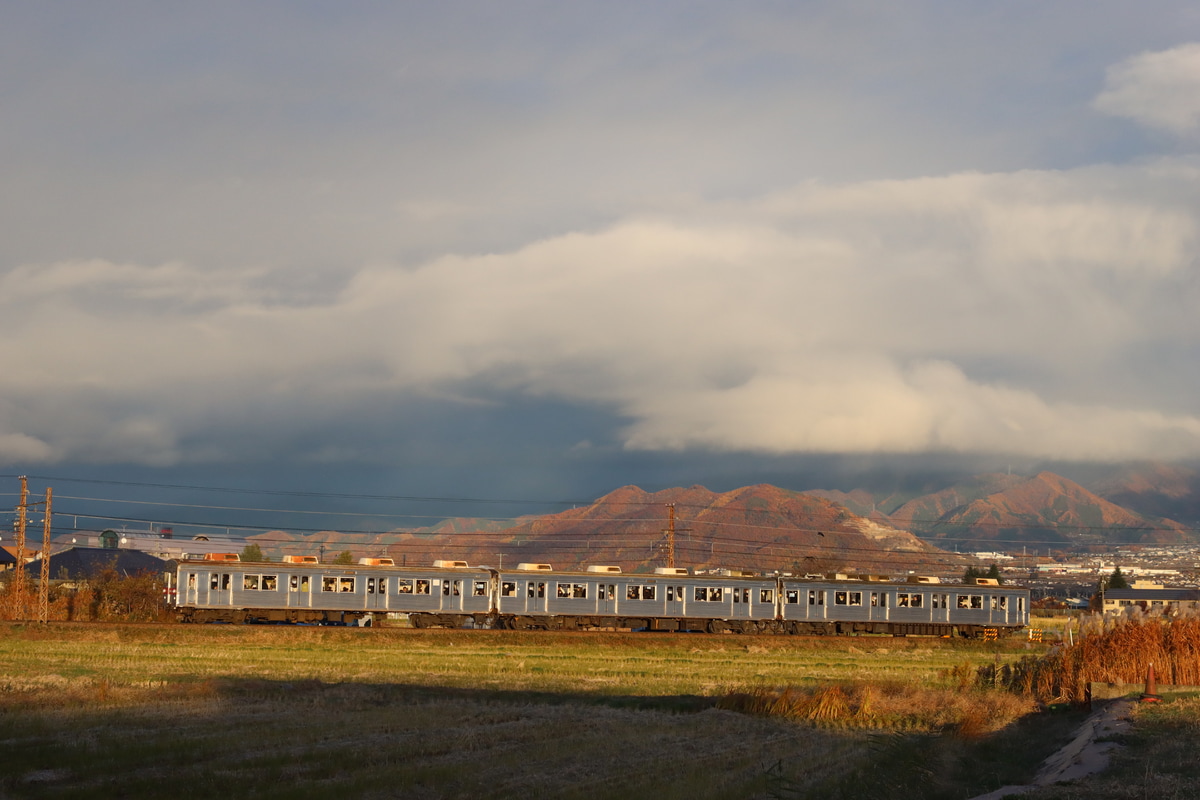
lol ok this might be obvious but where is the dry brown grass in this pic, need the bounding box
[717,681,1034,735]
[982,609,1200,704]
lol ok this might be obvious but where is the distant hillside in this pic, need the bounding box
[809,465,1199,552]
[1082,462,1200,527]
[906,472,1188,550]
[375,484,962,575]
[252,485,967,575]
[887,473,1027,529]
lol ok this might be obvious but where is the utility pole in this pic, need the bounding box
[38,487,52,623]
[14,476,29,619]
[660,504,691,569]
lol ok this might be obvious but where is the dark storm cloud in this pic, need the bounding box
[2,3,1200,502]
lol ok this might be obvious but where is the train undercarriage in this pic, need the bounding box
[177,606,1010,638]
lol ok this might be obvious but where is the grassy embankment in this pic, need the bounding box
[0,622,1118,799]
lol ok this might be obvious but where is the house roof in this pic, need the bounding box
[27,547,171,580]
[1104,587,1200,602]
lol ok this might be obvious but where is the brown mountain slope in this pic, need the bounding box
[1084,462,1200,526]
[888,473,1027,529]
[379,484,961,575]
[924,472,1189,549]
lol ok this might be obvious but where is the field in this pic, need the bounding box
[0,621,1191,799]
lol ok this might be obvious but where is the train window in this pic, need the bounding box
[803,590,815,605]
[323,576,337,592]
[443,581,450,596]
[527,582,535,598]
[733,589,741,603]
[377,579,387,594]
[397,579,414,594]
[760,589,773,603]
[573,584,587,599]
[222,574,231,590]
[367,578,376,593]
[998,596,1007,610]
[209,574,218,590]
[879,593,887,608]
[290,575,299,591]
[848,592,863,607]
[956,595,968,609]
[708,587,723,602]
[558,583,571,598]
[416,580,430,595]
[187,573,197,589]
[243,575,260,591]
[666,586,675,601]
[910,593,922,608]
[834,591,848,605]
[971,595,983,609]
[262,575,278,591]
[1018,597,1024,612]
[473,581,487,596]
[502,581,517,597]
[897,593,908,607]
[990,595,998,610]
[452,581,461,597]
[870,593,878,607]
[628,585,642,600]
[537,582,546,598]
[299,576,309,592]
[642,585,655,601]
[694,587,707,602]
[339,577,355,593]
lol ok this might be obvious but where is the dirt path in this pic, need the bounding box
[968,699,1135,800]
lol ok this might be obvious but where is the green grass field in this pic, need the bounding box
[0,622,1190,799]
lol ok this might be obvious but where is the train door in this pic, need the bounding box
[441,578,464,611]
[598,583,616,615]
[183,571,199,606]
[365,576,387,611]
[931,592,951,624]
[990,593,1012,626]
[664,584,685,617]
[731,585,752,619]
[207,571,233,606]
[526,580,548,614]
[869,590,889,622]
[287,573,312,609]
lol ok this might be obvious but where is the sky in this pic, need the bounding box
[3,2,1200,530]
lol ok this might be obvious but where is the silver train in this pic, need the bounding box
[173,555,1029,637]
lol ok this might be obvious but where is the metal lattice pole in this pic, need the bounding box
[38,487,52,623]
[14,476,29,620]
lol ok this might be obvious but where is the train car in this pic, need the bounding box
[492,564,781,633]
[174,557,493,626]
[173,556,1029,637]
[778,573,1029,636]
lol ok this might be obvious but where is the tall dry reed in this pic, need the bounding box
[980,608,1200,704]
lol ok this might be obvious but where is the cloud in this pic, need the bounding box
[2,159,1198,466]
[1094,43,1200,136]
